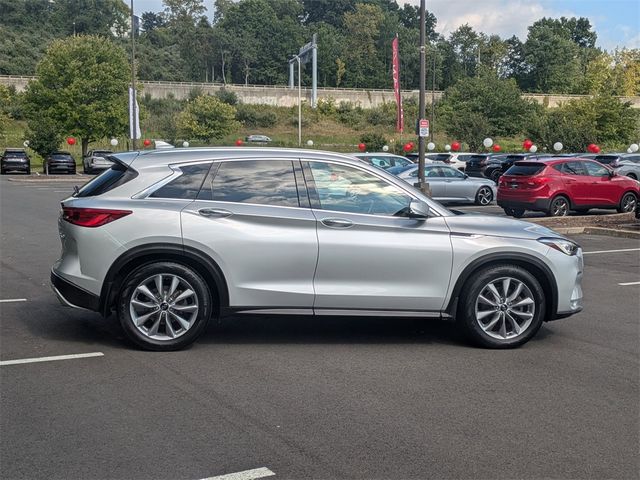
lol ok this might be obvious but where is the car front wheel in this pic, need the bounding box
[618,192,637,213]
[117,262,213,351]
[457,265,545,348]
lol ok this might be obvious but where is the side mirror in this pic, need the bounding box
[463,173,469,179]
[408,200,430,219]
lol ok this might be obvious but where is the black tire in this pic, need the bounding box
[548,195,570,216]
[503,207,525,218]
[574,208,589,215]
[490,169,502,183]
[117,262,213,351]
[618,192,637,213]
[474,186,494,206]
[25,168,31,175]
[456,264,545,348]
[626,173,637,180]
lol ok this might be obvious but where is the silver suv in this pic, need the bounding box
[51,148,583,350]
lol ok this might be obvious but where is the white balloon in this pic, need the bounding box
[427,142,435,151]
[630,143,639,153]
[306,139,314,146]
[553,142,563,152]
[444,144,451,151]
[182,141,190,148]
[23,140,30,148]
[110,138,118,147]
[382,145,389,152]
[628,148,633,154]
[529,145,538,153]
[483,137,493,148]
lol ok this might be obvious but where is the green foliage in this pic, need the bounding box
[177,95,240,142]
[360,132,387,151]
[22,35,130,157]
[235,104,277,128]
[140,94,185,143]
[527,95,640,151]
[215,88,239,106]
[438,70,535,142]
[366,103,396,127]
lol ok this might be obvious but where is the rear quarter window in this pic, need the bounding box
[150,163,212,199]
[504,164,545,176]
[76,159,138,198]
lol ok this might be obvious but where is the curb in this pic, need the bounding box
[7,176,90,183]
[552,226,640,239]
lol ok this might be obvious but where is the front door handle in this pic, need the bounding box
[321,218,354,229]
[198,208,233,218]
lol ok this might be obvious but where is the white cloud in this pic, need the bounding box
[401,0,577,39]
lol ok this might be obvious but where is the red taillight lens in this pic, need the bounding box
[62,207,132,227]
[527,177,550,187]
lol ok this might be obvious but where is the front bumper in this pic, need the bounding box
[549,248,584,320]
[2,161,29,172]
[51,270,100,311]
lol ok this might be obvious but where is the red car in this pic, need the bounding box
[497,158,639,217]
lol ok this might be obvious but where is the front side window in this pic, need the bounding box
[151,163,211,199]
[198,160,300,207]
[440,167,465,178]
[584,161,609,177]
[307,161,412,216]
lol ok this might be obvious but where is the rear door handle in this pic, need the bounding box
[198,208,233,218]
[321,218,353,229]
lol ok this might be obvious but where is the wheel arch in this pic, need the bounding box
[99,243,229,318]
[445,253,558,321]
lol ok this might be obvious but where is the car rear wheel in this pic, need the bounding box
[457,265,545,348]
[475,186,493,206]
[490,170,502,183]
[117,262,213,351]
[548,196,570,216]
[503,207,525,218]
[618,192,637,213]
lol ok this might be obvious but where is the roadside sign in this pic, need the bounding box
[418,119,429,138]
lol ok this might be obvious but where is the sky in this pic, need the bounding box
[132,0,640,51]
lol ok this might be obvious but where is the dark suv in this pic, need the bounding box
[483,154,544,182]
[44,151,76,174]
[1,149,31,174]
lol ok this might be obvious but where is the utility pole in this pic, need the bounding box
[431,54,435,142]
[297,56,301,146]
[130,0,137,151]
[417,0,430,196]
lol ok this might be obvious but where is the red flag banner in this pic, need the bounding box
[392,35,404,133]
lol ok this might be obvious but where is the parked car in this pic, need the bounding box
[352,153,414,171]
[52,147,583,351]
[483,154,541,182]
[616,161,640,180]
[406,152,467,170]
[592,153,626,169]
[398,164,497,205]
[83,150,113,174]
[1,148,31,175]
[43,151,76,174]
[459,154,491,178]
[497,158,639,217]
[245,135,272,143]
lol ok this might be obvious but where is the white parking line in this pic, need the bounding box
[0,298,27,303]
[618,281,640,286]
[583,248,640,255]
[200,467,275,480]
[0,352,104,366]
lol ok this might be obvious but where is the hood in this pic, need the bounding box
[444,213,564,240]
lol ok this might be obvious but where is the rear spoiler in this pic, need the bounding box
[107,151,140,167]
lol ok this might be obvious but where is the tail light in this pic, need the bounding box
[526,177,550,187]
[62,207,132,227]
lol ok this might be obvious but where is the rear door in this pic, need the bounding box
[554,161,588,205]
[181,159,318,310]
[439,166,469,200]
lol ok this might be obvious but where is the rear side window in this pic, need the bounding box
[76,159,138,198]
[553,161,586,175]
[150,163,211,199]
[504,164,545,176]
[198,160,300,207]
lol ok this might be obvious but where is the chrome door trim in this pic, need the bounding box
[314,309,442,317]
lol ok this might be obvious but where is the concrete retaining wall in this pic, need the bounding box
[2,75,638,109]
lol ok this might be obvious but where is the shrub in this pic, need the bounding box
[236,104,277,128]
[215,88,238,106]
[360,132,387,151]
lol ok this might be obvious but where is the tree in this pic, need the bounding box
[163,0,206,27]
[141,12,166,31]
[22,36,130,157]
[176,95,240,142]
[342,4,385,88]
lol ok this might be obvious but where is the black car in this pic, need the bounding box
[1,148,31,175]
[483,154,542,182]
[592,153,626,169]
[458,154,491,178]
[44,151,76,174]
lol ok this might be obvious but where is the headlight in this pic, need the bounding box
[538,237,580,256]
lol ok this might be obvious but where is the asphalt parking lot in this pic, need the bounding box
[1,176,639,480]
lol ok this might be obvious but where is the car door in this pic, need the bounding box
[409,165,448,198]
[302,160,453,313]
[555,161,587,205]
[439,166,469,200]
[181,159,318,310]
[583,160,619,205]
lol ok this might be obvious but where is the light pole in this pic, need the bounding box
[293,55,301,147]
[130,0,137,151]
[417,0,430,196]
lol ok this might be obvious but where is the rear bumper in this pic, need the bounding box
[51,270,100,311]
[2,161,29,171]
[497,198,551,212]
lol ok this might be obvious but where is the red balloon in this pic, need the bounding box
[235,139,243,146]
[492,144,501,152]
[358,143,366,152]
[523,139,533,150]
[451,141,461,152]
[66,137,76,146]
[593,145,601,153]
[143,139,152,147]
[587,143,596,153]
[403,143,412,152]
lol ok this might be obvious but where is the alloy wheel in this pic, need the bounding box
[621,193,637,213]
[474,277,535,340]
[477,187,493,205]
[129,274,199,341]
[551,197,569,216]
